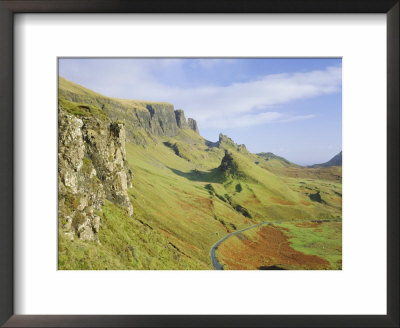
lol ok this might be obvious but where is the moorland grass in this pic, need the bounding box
[58,77,342,270]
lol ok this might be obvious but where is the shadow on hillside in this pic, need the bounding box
[205,140,219,148]
[167,167,222,183]
[258,265,286,270]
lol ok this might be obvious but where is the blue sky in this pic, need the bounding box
[59,58,342,165]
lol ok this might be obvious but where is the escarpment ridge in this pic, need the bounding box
[58,77,342,271]
[59,77,200,143]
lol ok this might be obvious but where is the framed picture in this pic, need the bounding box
[0,0,398,327]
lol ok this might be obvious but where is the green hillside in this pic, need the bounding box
[256,152,299,168]
[58,77,342,270]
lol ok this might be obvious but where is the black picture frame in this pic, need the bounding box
[0,1,398,327]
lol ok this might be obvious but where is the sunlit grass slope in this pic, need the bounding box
[58,77,342,270]
[59,201,200,269]
[256,152,300,168]
[59,76,171,113]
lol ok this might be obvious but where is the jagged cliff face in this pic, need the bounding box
[110,103,200,142]
[174,109,189,129]
[122,103,200,139]
[142,103,180,136]
[187,118,199,134]
[58,77,203,241]
[58,107,133,242]
[58,77,200,143]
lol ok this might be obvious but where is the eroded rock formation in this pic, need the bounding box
[58,107,133,241]
[188,118,199,134]
[174,109,189,129]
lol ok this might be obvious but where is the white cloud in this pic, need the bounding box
[116,65,340,128]
[204,112,316,129]
[207,112,283,129]
[60,60,341,129]
[279,114,316,123]
[206,112,315,129]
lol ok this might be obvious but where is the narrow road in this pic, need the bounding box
[210,221,272,270]
[210,218,339,269]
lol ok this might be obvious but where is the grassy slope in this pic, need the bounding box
[58,77,342,270]
[59,76,171,112]
[279,221,342,269]
[255,152,300,168]
[216,220,342,270]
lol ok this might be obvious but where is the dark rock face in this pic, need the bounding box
[116,103,199,139]
[219,151,240,177]
[174,109,189,129]
[309,191,323,203]
[187,118,199,134]
[144,103,180,136]
[58,107,133,241]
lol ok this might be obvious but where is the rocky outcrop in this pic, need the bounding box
[218,133,236,147]
[219,151,240,177]
[187,118,199,134]
[175,110,200,135]
[58,107,133,242]
[59,77,202,142]
[144,103,180,136]
[174,109,189,129]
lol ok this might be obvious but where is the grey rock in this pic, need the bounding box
[59,79,202,143]
[58,107,133,241]
[174,109,189,129]
[188,118,199,134]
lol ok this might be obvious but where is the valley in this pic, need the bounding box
[58,77,342,270]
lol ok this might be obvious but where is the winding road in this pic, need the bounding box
[210,221,272,270]
[210,218,338,269]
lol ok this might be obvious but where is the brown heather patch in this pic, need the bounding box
[329,197,342,205]
[197,197,213,210]
[159,228,173,238]
[179,239,201,252]
[336,259,342,269]
[270,197,296,206]
[243,195,261,205]
[159,227,201,257]
[218,225,330,270]
[177,200,196,211]
[299,200,312,206]
[292,221,323,233]
[178,196,213,216]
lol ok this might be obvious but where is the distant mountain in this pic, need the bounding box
[256,152,299,168]
[309,151,342,168]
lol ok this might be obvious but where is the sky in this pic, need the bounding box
[59,58,342,165]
